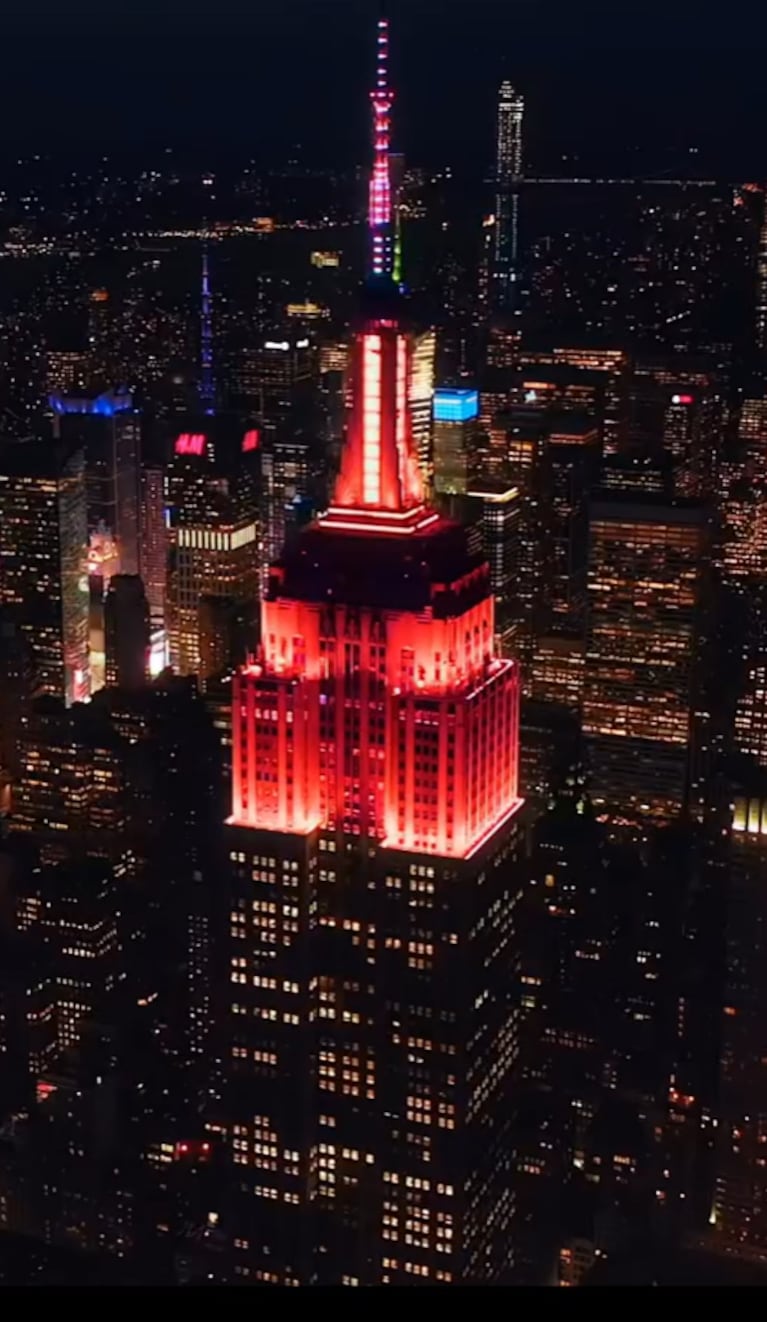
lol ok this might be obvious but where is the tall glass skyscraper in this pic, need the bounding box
[493,81,524,311]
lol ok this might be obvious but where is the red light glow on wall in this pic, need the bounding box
[231,585,521,857]
[242,429,260,453]
[175,432,206,456]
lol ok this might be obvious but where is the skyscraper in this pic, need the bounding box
[715,788,767,1261]
[583,492,710,827]
[224,18,526,1285]
[493,81,524,310]
[259,430,320,598]
[465,479,523,658]
[232,333,318,428]
[0,437,90,707]
[51,390,141,579]
[409,328,436,485]
[166,425,260,677]
[199,244,216,417]
[139,464,167,634]
[432,387,482,495]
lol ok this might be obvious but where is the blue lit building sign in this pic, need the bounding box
[433,388,479,423]
[48,390,133,418]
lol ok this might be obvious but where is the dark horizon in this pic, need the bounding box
[1,0,765,178]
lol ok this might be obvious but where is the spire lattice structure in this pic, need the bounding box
[368,15,395,280]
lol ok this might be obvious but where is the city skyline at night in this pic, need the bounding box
[0,1,762,180]
[0,0,767,1291]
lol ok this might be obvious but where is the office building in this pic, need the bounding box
[51,390,141,578]
[432,387,482,495]
[465,479,523,657]
[11,697,125,868]
[409,329,436,484]
[19,858,119,1055]
[0,437,89,707]
[231,334,318,434]
[583,493,709,826]
[721,397,767,586]
[756,195,767,360]
[515,348,629,456]
[224,19,526,1285]
[198,595,239,687]
[504,410,554,687]
[628,359,724,498]
[104,575,150,690]
[547,415,601,629]
[87,288,112,378]
[714,789,767,1262]
[259,429,321,598]
[166,423,260,677]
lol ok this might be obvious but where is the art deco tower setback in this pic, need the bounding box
[225,17,525,1286]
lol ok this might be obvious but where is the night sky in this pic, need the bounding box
[2,0,766,176]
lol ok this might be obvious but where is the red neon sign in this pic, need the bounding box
[175,433,206,456]
[242,429,260,453]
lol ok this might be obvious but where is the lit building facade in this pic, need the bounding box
[583,494,709,826]
[51,390,141,579]
[223,18,526,1286]
[139,464,167,632]
[715,792,767,1262]
[432,388,482,496]
[515,348,629,457]
[104,575,150,689]
[409,329,436,485]
[232,334,318,428]
[12,697,125,868]
[547,416,601,629]
[166,427,260,677]
[465,480,522,658]
[721,397,767,586]
[628,359,724,499]
[259,431,320,599]
[0,438,90,707]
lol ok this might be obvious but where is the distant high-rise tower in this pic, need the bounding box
[432,387,482,495]
[493,81,524,310]
[200,244,215,416]
[139,464,167,633]
[756,194,767,360]
[51,390,141,579]
[166,426,260,677]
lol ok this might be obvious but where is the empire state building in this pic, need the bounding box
[225,17,526,1286]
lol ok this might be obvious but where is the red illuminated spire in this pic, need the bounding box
[368,14,394,279]
[320,12,429,531]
